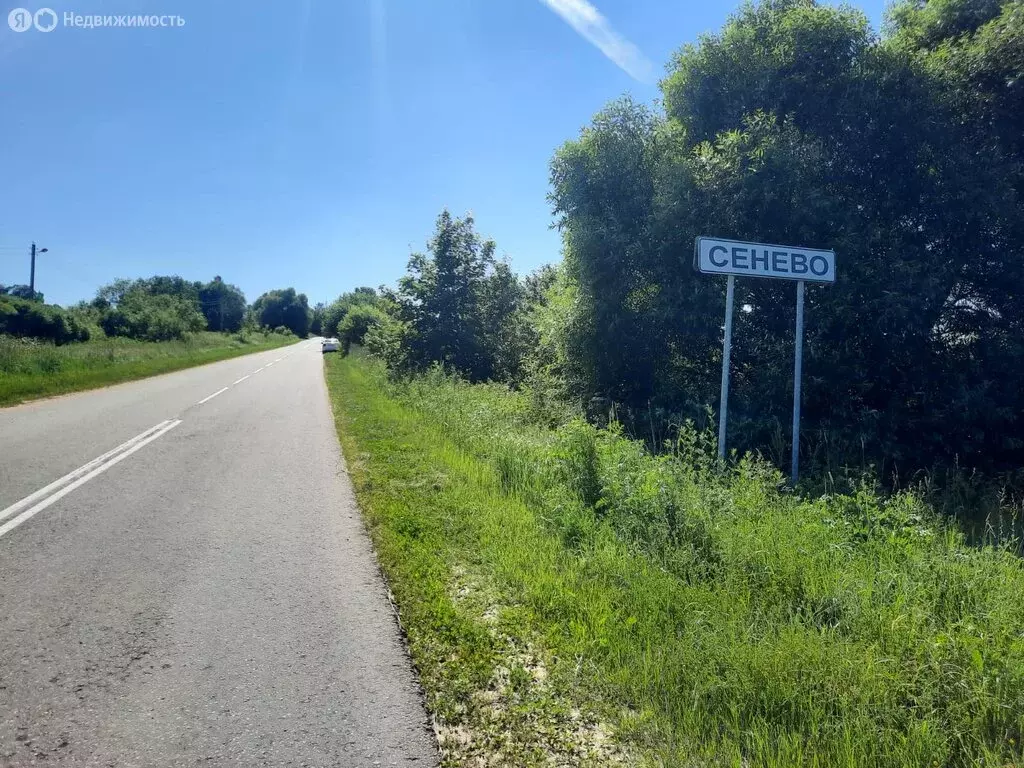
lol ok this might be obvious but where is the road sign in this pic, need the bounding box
[695,236,835,283]
[695,236,836,485]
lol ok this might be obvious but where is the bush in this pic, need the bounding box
[0,296,90,344]
[351,357,1024,767]
[322,287,379,339]
[337,304,385,353]
[99,292,205,341]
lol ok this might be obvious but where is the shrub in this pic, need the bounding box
[322,287,378,339]
[354,357,1024,766]
[0,295,90,344]
[337,304,385,353]
[99,292,206,341]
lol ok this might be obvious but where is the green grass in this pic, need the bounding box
[324,352,1024,768]
[0,331,298,406]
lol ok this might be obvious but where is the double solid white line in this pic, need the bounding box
[0,420,182,540]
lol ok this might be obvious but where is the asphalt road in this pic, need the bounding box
[0,341,438,767]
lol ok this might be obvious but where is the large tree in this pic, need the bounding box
[251,288,311,337]
[198,276,246,332]
[375,210,531,383]
[381,210,493,379]
[550,0,1024,475]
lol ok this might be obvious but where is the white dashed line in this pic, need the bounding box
[0,420,183,540]
[233,375,250,386]
[197,387,229,405]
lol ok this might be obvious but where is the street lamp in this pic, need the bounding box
[30,243,48,298]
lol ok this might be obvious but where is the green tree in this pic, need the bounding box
[0,285,43,302]
[478,260,532,383]
[100,292,206,341]
[380,210,495,379]
[549,0,1024,475]
[251,288,311,337]
[375,211,549,384]
[95,275,203,308]
[549,98,666,409]
[92,275,209,341]
[310,302,326,336]
[337,303,386,353]
[888,0,1024,422]
[198,276,246,332]
[322,287,378,339]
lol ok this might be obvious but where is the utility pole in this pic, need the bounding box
[29,243,48,299]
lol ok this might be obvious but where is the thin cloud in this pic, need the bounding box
[539,0,655,83]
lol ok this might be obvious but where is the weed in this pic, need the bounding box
[324,352,1024,767]
[0,331,296,406]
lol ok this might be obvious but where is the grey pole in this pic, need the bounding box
[29,243,36,296]
[791,280,805,484]
[718,274,735,460]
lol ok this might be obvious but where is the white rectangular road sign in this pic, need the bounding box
[695,237,835,283]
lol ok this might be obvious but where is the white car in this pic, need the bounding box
[321,338,341,353]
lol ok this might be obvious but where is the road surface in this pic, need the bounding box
[0,341,438,767]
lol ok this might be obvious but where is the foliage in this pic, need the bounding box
[0,295,90,344]
[374,209,541,384]
[95,275,201,307]
[326,352,1024,768]
[197,276,246,332]
[380,210,495,378]
[478,260,534,384]
[88,275,213,341]
[310,302,326,336]
[547,0,1024,478]
[322,286,378,339]
[0,284,43,302]
[99,291,206,341]
[251,287,312,337]
[336,303,386,353]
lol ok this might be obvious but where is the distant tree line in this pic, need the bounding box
[1,275,312,343]
[351,0,1024,483]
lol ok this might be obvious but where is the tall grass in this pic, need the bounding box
[326,353,1024,767]
[0,331,296,406]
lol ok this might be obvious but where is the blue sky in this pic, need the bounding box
[1,0,887,308]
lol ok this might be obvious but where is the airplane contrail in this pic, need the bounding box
[539,0,656,83]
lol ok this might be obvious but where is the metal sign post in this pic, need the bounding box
[694,237,835,484]
[718,274,735,460]
[791,280,805,483]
